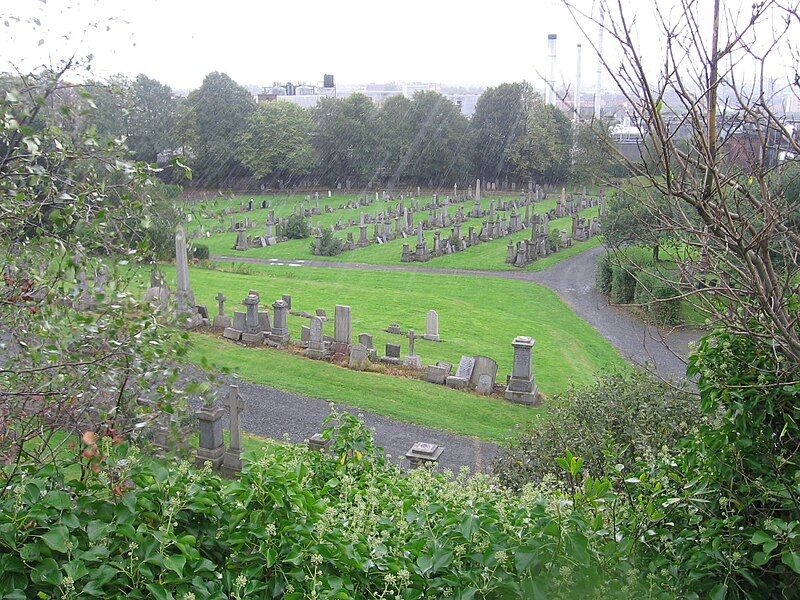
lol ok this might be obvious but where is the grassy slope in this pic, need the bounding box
[190,192,602,271]
[189,334,538,442]
[163,264,624,398]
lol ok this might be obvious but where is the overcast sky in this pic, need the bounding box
[0,0,794,93]
[0,0,604,91]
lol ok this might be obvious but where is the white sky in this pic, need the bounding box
[0,0,600,90]
[0,0,794,93]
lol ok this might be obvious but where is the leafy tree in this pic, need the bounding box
[508,93,572,184]
[183,72,255,186]
[471,82,526,184]
[572,119,613,184]
[375,94,415,185]
[238,101,314,185]
[126,74,179,163]
[313,93,378,185]
[405,90,471,185]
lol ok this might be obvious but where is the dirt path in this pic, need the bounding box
[213,249,703,380]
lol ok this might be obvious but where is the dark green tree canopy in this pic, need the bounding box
[471,82,525,183]
[238,101,314,185]
[184,71,255,186]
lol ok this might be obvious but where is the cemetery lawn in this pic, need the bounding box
[162,263,625,438]
[190,192,602,272]
[189,334,538,442]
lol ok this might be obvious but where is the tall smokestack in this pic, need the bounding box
[547,34,557,105]
[594,5,604,117]
[574,44,582,122]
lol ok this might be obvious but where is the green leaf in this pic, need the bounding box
[163,554,185,577]
[782,551,800,574]
[40,525,69,553]
[145,582,171,600]
[43,490,72,510]
[710,583,727,600]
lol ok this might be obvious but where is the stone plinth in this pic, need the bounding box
[504,336,540,405]
[405,442,444,468]
[195,406,225,469]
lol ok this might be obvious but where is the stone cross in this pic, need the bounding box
[407,329,420,355]
[216,292,227,316]
[226,385,245,454]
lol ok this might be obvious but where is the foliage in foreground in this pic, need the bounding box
[0,411,664,600]
[493,371,705,491]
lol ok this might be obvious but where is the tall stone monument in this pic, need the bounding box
[504,336,540,405]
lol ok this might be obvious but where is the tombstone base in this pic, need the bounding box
[403,355,423,369]
[241,331,264,344]
[223,328,242,341]
[269,332,290,344]
[195,444,225,469]
[331,341,350,355]
[504,385,541,406]
[445,376,469,390]
[380,356,401,365]
[422,334,440,342]
[221,449,243,475]
[425,365,449,385]
[213,314,232,329]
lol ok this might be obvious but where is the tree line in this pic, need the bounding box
[82,72,614,189]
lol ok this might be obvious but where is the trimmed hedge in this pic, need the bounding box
[634,273,681,325]
[610,263,636,303]
[595,252,613,295]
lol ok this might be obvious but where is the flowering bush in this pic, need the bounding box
[0,410,668,599]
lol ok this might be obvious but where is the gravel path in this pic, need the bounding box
[214,249,703,380]
[210,378,500,473]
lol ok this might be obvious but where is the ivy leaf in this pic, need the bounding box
[41,525,69,553]
[163,554,185,576]
[782,551,800,574]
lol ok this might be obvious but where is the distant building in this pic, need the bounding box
[256,77,336,108]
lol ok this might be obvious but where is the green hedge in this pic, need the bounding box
[595,253,613,295]
[634,273,681,325]
[610,263,636,303]
[193,243,210,260]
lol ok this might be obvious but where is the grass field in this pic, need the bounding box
[163,263,624,398]
[189,334,540,442]
[188,191,604,272]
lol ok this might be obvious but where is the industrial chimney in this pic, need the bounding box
[547,34,557,105]
[574,44,582,122]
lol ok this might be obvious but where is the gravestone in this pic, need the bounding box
[423,309,440,341]
[405,442,444,468]
[307,316,327,359]
[469,356,498,395]
[221,385,245,474]
[300,325,311,348]
[332,305,351,355]
[425,364,449,385]
[174,226,205,329]
[195,404,224,469]
[446,355,475,389]
[270,299,290,343]
[213,292,231,329]
[241,291,263,344]
[504,336,540,405]
[348,343,369,371]
[382,342,401,364]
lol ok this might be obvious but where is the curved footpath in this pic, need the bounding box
[206,247,703,473]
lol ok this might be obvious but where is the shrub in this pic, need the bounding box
[547,229,562,252]
[610,263,636,303]
[0,410,657,599]
[285,213,309,239]
[312,229,343,256]
[493,370,705,490]
[596,252,613,295]
[193,243,209,260]
[634,273,681,325]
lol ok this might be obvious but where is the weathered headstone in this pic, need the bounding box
[175,226,205,329]
[195,404,225,469]
[382,342,401,364]
[213,292,231,329]
[307,316,327,359]
[504,336,539,405]
[446,355,475,389]
[423,309,440,341]
[405,442,444,468]
[348,343,369,371]
[270,299,290,343]
[469,356,498,395]
[425,364,449,385]
[332,305,351,355]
